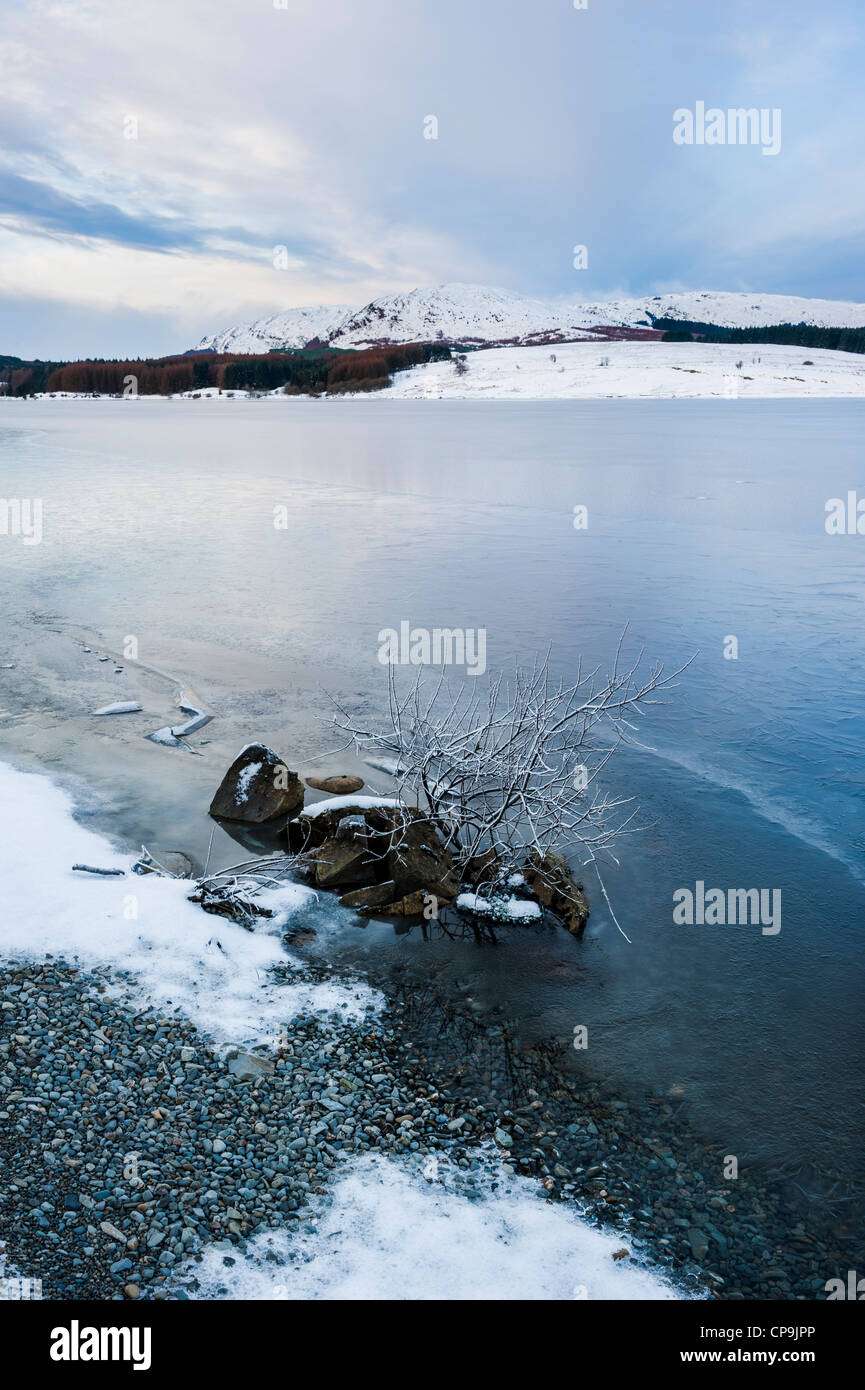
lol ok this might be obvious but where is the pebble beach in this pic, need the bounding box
[1,953,857,1301]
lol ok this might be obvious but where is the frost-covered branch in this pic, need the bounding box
[329,642,689,905]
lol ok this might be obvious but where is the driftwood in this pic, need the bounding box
[186,853,308,931]
[71,864,126,877]
[187,884,271,931]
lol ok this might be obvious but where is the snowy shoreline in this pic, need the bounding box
[5,342,864,404]
[0,757,688,1302]
[0,756,857,1301]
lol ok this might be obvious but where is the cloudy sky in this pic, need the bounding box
[1,0,863,359]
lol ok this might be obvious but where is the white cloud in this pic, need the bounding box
[0,0,484,341]
[0,0,862,354]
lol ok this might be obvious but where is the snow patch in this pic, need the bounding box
[0,762,382,1046]
[457,892,541,922]
[234,761,260,802]
[300,795,404,819]
[181,1151,688,1301]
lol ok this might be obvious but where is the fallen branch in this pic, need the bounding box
[71,864,126,878]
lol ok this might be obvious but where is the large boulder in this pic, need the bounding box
[313,838,377,889]
[522,850,590,935]
[350,889,430,918]
[210,744,304,823]
[386,820,458,900]
[339,881,398,911]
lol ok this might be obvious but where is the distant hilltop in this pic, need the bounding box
[191,283,865,355]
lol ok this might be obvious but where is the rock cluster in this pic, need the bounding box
[290,803,459,914]
[207,747,589,933]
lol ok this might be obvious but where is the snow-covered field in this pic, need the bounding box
[385,340,865,400]
[15,340,865,405]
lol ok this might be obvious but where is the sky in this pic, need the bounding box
[0,0,863,359]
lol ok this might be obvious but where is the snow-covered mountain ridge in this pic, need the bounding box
[192,283,865,355]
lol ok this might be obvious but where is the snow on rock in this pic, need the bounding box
[301,795,404,819]
[456,892,541,922]
[0,761,381,1046]
[235,761,261,800]
[91,702,143,716]
[180,1151,688,1300]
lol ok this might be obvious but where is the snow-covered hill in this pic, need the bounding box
[325,284,600,348]
[191,285,598,353]
[571,290,865,332]
[193,303,355,354]
[192,283,865,354]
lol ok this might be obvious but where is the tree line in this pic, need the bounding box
[656,319,865,354]
[1,359,66,395]
[39,342,452,397]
